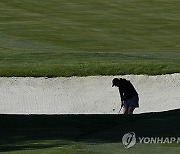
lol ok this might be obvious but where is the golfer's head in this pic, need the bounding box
[112,78,120,87]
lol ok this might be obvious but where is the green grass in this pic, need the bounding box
[0,0,180,76]
[0,109,180,153]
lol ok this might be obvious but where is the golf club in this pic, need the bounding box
[118,106,123,114]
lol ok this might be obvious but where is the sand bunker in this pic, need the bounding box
[0,74,179,114]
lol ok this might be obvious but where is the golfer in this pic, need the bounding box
[112,78,139,114]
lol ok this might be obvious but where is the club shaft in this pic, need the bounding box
[118,106,122,114]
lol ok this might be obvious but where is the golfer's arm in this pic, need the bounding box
[119,89,124,101]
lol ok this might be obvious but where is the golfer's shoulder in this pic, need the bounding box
[120,78,129,84]
[123,79,133,88]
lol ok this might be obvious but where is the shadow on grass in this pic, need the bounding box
[0,109,180,152]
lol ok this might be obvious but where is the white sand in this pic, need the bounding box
[0,74,179,114]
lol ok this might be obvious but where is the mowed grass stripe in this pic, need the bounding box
[0,0,180,76]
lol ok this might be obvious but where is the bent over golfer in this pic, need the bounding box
[112,78,139,114]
